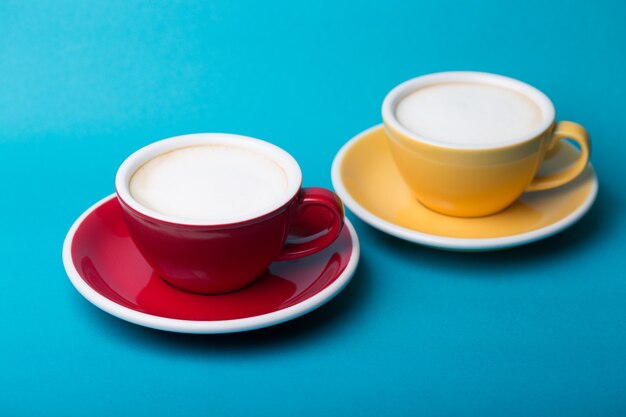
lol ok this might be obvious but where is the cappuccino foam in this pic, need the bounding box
[129,145,288,222]
[395,82,543,146]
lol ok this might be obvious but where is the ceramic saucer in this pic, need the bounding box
[331,125,598,251]
[62,195,360,333]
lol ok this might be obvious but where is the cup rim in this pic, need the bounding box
[115,133,302,226]
[381,71,556,150]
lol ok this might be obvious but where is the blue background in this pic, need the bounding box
[1,1,625,416]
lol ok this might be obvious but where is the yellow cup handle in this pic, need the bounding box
[525,121,591,192]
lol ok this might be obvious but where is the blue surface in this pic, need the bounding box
[2,1,625,416]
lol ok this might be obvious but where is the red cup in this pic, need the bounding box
[115,133,344,294]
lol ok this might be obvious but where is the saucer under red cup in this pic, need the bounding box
[62,195,359,333]
[115,133,345,294]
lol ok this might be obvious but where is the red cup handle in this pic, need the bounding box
[276,187,344,261]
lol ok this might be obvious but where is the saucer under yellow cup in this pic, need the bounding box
[331,125,597,251]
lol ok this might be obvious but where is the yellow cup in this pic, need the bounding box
[382,72,591,217]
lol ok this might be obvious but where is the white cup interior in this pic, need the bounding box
[382,71,556,150]
[115,133,302,226]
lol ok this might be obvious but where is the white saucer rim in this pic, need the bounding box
[331,124,598,251]
[62,194,360,334]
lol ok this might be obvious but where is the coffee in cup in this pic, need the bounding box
[129,144,289,223]
[395,82,543,147]
[382,71,590,217]
[116,133,344,294]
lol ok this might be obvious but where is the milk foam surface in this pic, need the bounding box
[395,82,543,146]
[130,145,288,222]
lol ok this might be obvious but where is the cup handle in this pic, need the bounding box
[525,121,591,192]
[276,187,344,261]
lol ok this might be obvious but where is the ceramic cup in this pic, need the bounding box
[382,71,591,217]
[116,133,344,294]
